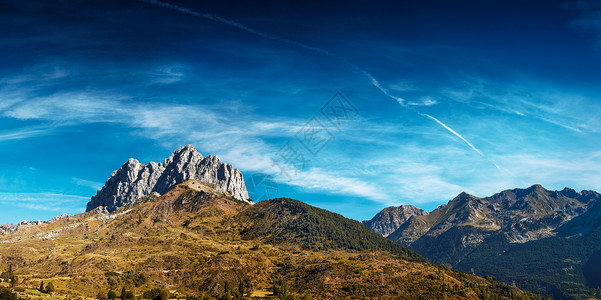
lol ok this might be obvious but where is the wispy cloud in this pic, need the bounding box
[138,0,487,163]
[0,125,57,142]
[0,72,417,204]
[441,76,601,133]
[285,167,392,202]
[0,192,88,213]
[72,178,104,191]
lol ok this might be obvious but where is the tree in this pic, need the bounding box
[121,287,127,300]
[1,265,14,283]
[217,291,231,300]
[0,287,18,300]
[108,290,117,299]
[238,280,245,296]
[143,288,160,299]
[143,288,169,300]
[9,276,17,288]
[159,289,169,300]
[39,281,45,292]
[97,291,107,299]
[45,282,56,293]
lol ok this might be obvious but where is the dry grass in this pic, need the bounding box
[0,181,539,299]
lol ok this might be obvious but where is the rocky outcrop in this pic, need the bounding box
[86,145,251,212]
[362,205,429,237]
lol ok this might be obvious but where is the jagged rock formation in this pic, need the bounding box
[368,184,601,298]
[386,185,597,251]
[86,145,251,212]
[362,205,428,237]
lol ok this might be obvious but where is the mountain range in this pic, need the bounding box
[0,146,541,299]
[363,184,601,299]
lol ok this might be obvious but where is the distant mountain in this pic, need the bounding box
[86,145,250,212]
[0,180,540,299]
[362,205,428,237]
[368,184,601,299]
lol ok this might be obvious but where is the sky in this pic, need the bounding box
[1,0,601,224]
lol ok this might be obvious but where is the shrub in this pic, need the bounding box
[45,282,56,293]
[0,287,18,300]
[143,288,169,300]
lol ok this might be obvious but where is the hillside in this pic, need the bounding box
[238,198,424,262]
[0,180,542,299]
[370,185,601,299]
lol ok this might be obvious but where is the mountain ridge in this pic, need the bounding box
[366,184,601,299]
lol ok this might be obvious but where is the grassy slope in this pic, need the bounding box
[0,181,543,299]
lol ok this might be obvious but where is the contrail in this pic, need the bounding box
[137,0,407,106]
[420,113,483,156]
[138,0,486,156]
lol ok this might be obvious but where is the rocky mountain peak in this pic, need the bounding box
[164,144,204,167]
[86,145,251,212]
[455,191,476,199]
[559,187,580,198]
[515,184,547,197]
[362,205,429,237]
[449,192,479,206]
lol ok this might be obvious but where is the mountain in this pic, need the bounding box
[86,145,251,212]
[371,184,601,299]
[362,205,428,237]
[0,179,540,299]
[239,198,424,261]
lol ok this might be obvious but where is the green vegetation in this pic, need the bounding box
[45,282,56,293]
[1,265,17,288]
[0,287,18,300]
[142,287,169,300]
[239,198,425,263]
[0,181,546,299]
[385,185,601,299]
[453,225,601,299]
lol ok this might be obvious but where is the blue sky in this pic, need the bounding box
[1,0,601,223]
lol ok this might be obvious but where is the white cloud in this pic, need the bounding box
[408,97,438,106]
[149,65,186,84]
[72,178,104,191]
[0,192,88,212]
[442,76,601,133]
[0,125,57,142]
[284,167,392,203]
[3,59,600,214]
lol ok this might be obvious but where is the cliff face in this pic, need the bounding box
[362,205,429,237]
[86,145,251,212]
